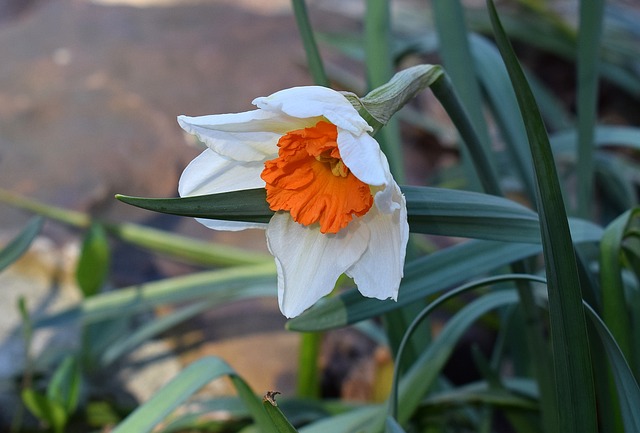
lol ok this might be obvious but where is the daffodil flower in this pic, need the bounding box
[178,86,409,318]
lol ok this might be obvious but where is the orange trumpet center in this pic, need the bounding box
[261,121,374,234]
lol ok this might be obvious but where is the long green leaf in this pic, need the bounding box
[111,357,273,433]
[585,304,640,433]
[396,290,520,424]
[299,406,381,433]
[600,209,639,363]
[47,355,81,416]
[424,383,537,411]
[470,34,536,201]
[118,186,594,244]
[291,0,329,87]
[487,2,597,432]
[576,0,605,217]
[364,0,404,181]
[99,300,219,367]
[21,389,67,433]
[35,262,276,328]
[432,0,495,191]
[0,216,43,272]
[389,275,546,420]
[0,189,270,267]
[116,189,272,223]
[551,126,640,153]
[404,186,541,242]
[385,416,407,433]
[263,394,299,433]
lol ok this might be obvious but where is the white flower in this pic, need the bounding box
[178,86,409,318]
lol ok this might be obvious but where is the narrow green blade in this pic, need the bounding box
[111,357,277,433]
[585,304,640,432]
[600,209,638,362]
[487,2,597,432]
[0,216,43,272]
[117,186,600,244]
[35,263,276,328]
[432,0,494,191]
[291,0,329,87]
[575,0,605,217]
[263,393,299,433]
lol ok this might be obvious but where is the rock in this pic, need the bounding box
[0,0,309,236]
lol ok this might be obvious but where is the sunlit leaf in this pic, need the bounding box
[76,223,110,298]
[0,216,43,273]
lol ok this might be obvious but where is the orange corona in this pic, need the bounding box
[261,121,374,234]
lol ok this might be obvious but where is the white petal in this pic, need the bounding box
[179,149,268,231]
[177,110,305,162]
[194,217,266,232]
[266,212,370,318]
[253,86,372,136]
[179,149,265,196]
[346,181,408,300]
[338,131,388,186]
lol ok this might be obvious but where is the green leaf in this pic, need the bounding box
[404,186,540,243]
[111,357,277,433]
[430,73,502,195]
[115,189,272,224]
[35,262,276,328]
[299,406,381,433]
[432,0,495,192]
[0,216,43,272]
[117,186,602,245]
[263,393,299,433]
[99,300,219,367]
[424,383,538,411]
[291,0,329,87]
[551,125,640,153]
[396,290,520,424]
[47,355,82,416]
[585,304,640,433]
[76,223,110,298]
[600,209,639,363]
[470,35,535,201]
[575,0,605,217]
[21,389,67,433]
[0,188,270,267]
[487,2,597,432]
[385,416,406,433]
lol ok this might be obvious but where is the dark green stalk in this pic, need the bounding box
[432,0,495,191]
[364,0,405,182]
[296,332,322,398]
[576,0,605,217]
[291,0,329,87]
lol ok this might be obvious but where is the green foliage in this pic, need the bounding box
[76,223,110,298]
[0,216,43,273]
[21,356,81,433]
